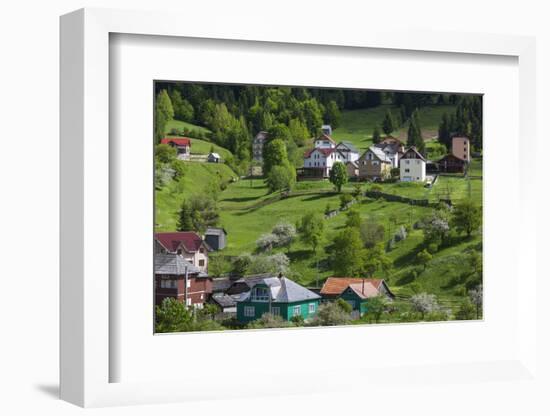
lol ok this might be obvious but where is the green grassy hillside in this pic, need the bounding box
[155,162,238,231]
[165,119,211,136]
[330,104,457,153]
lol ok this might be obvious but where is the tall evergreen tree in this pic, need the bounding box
[372,126,382,144]
[154,89,174,143]
[382,109,395,135]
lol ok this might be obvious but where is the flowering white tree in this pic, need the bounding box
[272,222,296,248]
[256,233,279,252]
[410,293,440,319]
[469,285,483,319]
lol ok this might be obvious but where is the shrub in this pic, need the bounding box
[410,293,440,319]
[370,184,383,193]
[339,193,353,209]
[290,315,305,327]
[256,233,278,252]
[336,298,353,313]
[310,302,352,326]
[455,300,476,320]
[248,313,291,329]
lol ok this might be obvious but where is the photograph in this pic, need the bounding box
[153,82,483,333]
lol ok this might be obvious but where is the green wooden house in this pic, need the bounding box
[236,276,321,323]
[338,280,393,318]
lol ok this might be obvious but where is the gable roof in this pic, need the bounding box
[304,147,336,158]
[161,137,191,147]
[347,282,380,299]
[208,152,221,159]
[154,253,202,275]
[437,153,466,164]
[320,277,385,296]
[336,141,359,153]
[240,276,321,303]
[155,232,206,253]
[346,160,359,168]
[315,133,336,144]
[210,292,237,308]
[401,146,426,161]
[205,227,227,236]
[360,146,392,163]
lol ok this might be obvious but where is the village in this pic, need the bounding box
[154,104,482,331]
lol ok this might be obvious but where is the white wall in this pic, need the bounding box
[0,1,549,415]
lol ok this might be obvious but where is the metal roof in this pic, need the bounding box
[337,141,359,154]
[239,276,321,303]
[211,293,237,308]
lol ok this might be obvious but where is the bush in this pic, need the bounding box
[339,193,353,209]
[455,300,476,320]
[290,315,305,327]
[336,298,353,313]
[370,184,383,193]
[248,313,291,329]
[310,302,352,326]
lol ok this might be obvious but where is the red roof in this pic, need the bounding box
[304,147,336,158]
[155,232,204,253]
[160,137,191,147]
[320,277,383,296]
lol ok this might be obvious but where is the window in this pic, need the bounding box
[160,279,177,289]
[308,303,316,314]
[405,168,410,173]
[199,248,204,253]
[271,307,280,316]
[199,259,205,267]
[406,160,410,164]
[372,160,379,166]
[252,287,270,302]
[293,305,301,317]
[416,160,420,165]
[244,306,255,317]
[177,249,182,255]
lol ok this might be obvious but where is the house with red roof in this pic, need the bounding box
[320,277,395,300]
[155,231,210,273]
[160,137,191,160]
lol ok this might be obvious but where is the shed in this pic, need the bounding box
[207,152,221,163]
[204,227,227,250]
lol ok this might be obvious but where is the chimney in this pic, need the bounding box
[278,272,283,279]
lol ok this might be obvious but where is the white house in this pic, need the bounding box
[314,133,336,149]
[303,147,346,177]
[335,141,360,163]
[400,147,426,182]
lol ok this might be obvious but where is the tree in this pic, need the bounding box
[410,293,439,320]
[272,222,296,250]
[297,212,325,253]
[170,89,194,122]
[339,192,353,209]
[155,298,193,333]
[155,144,177,164]
[416,249,432,270]
[256,233,279,252]
[452,200,482,237]
[438,112,451,149]
[455,300,476,320]
[288,118,310,147]
[329,162,348,192]
[177,195,220,234]
[154,89,174,143]
[345,209,362,229]
[328,228,365,277]
[324,100,341,128]
[407,110,425,154]
[360,218,385,249]
[263,139,288,177]
[231,255,251,277]
[469,284,483,319]
[421,209,451,248]
[266,164,295,193]
[336,298,353,313]
[363,296,388,323]
[362,243,392,277]
[208,256,230,277]
[352,183,363,200]
[311,302,351,326]
[382,109,395,135]
[372,126,382,144]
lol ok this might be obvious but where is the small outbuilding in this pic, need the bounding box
[204,227,227,251]
[207,152,221,163]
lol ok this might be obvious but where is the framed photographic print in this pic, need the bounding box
[60,7,541,410]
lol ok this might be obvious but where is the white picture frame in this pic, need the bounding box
[60,7,541,409]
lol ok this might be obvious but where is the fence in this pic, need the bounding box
[364,191,450,207]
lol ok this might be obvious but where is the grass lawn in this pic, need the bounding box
[189,138,233,160]
[329,104,457,154]
[165,119,211,136]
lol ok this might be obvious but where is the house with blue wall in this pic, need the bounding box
[236,276,321,323]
